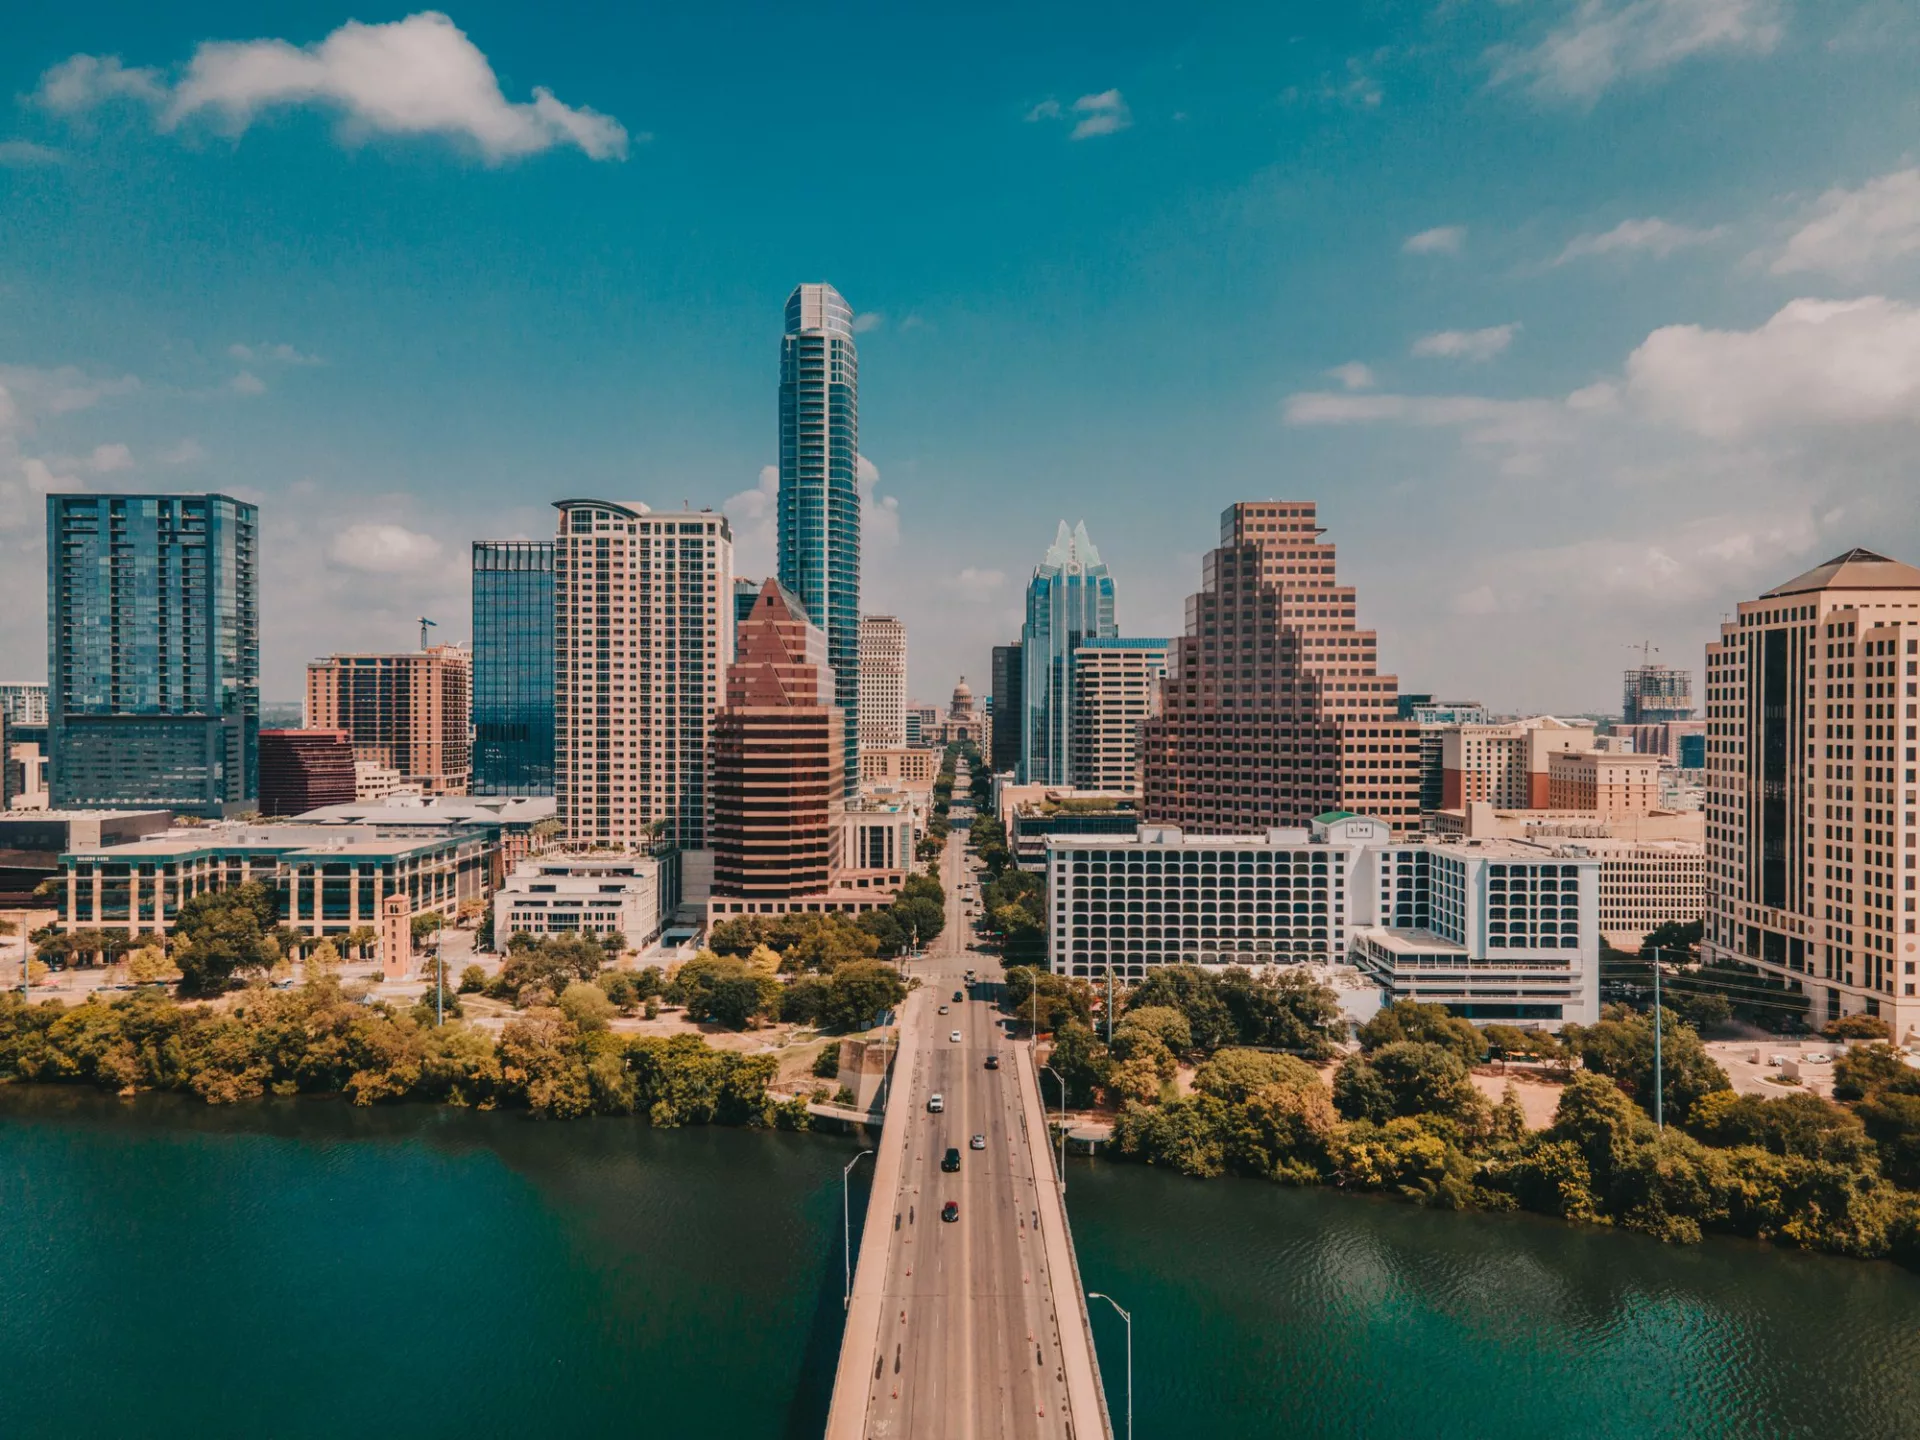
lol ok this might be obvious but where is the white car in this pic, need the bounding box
[950,1030,963,1044]
[927,1093,944,1113]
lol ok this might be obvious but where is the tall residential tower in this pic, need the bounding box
[858,614,907,749]
[778,283,861,794]
[47,493,259,815]
[471,540,555,795]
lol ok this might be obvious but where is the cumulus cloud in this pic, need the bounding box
[856,454,901,549]
[1772,169,1920,279]
[1624,295,1920,437]
[1411,323,1519,362]
[851,312,885,334]
[37,12,627,163]
[0,140,65,167]
[229,371,267,395]
[1326,362,1376,391]
[1024,98,1062,122]
[1069,90,1131,140]
[1402,226,1465,256]
[327,521,443,573]
[158,439,207,466]
[229,341,323,365]
[1554,216,1725,263]
[1495,0,1784,102]
[944,567,1006,603]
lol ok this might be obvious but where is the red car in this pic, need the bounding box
[940,1201,960,1223]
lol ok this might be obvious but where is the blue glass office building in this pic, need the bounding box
[47,493,259,816]
[778,283,860,795]
[1020,521,1118,784]
[471,540,555,796]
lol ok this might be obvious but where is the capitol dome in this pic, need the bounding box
[950,676,975,714]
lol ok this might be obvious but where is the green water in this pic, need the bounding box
[3,1091,1918,1439]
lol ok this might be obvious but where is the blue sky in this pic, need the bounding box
[3,1,1919,709]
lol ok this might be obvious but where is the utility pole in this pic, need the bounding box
[435,934,445,1027]
[841,1148,874,1309]
[1652,946,1664,1131]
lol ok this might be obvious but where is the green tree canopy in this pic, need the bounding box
[820,961,907,1033]
[1564,1006,1730,1125]
[1357,1000,1486,1065]
[172,883,281,996]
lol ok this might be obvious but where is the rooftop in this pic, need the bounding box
[1763,547,1920,597]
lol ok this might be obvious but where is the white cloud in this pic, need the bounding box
[1554,216,1724,263]
[1625,295,1920,437]
[722,464,780,580]
[851,312,885,334]
[1772,169,1920,279]
[158,439,207,466]
[39,13,627,163]
[1024,99,1061,122]
[229,341,323,365]
[327,521,443,573]
[34,54,165,111]
[1495,0,1784,102]
[1411,323,1519,361]
[1070,90,1131,140]
[1325,362,1376,391]
[229,371,267,395]
[944,567,1006,603]
[85,443,133,473]
[857,454,901,549]
[0,364,139,417]
[1402,225,1465,256]
[0,141,65,167]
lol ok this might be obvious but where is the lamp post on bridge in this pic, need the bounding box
[1087,1291,1133,1440]
[841,1148,875,1310]
[1042,1064,1068,1194]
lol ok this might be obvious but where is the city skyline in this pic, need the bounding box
[6,5,1920,712]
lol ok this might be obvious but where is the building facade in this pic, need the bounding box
[858,613,907,749]
[306,647,472,796]
[990,643,1023,774]
[778,282,861,795]
[1020,521,1117,784]
[1069,638,1169,794]
[1624,662,1694,725]
[0,683,47,727]
[1546,748,1662,815]
[471,540,555,796]
[1703,548,1920,1036]
[860,746,939,789]
[1439,718,1597,809]
[257,729,357,815]
[710,578,843,901]
[493,853,667,952]
[47,493,259,816]
[552,500,733,851]
[1140,500,1420,835]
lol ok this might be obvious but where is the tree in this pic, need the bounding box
[1857,1093,1920,1188]
[1194,1048,1322,1104]
[172,883,281,997]
[457,964,489,995]
[1641,919,1703,960]
[780,974,832,1024]
[1111,1005,1192,1057]
[305,939,342,981]
[672,954,779,1030]
[1357,1000,1486,1066]
[1217,967,1347,1059]
[596,970,642,1013]
[558,980,616,1032]
[820,961,907,1033]
[1564,1006,1730,1125]
[1686,1089,1875,1167]
[411,912,444,944]
[126,944,179,987]
[1548,1070,1654,1196]
[1126,966,1235,1052]
[344,926,377,959]
[892,897,946,950]
[1833,1043,1912,1102]
[1333,1042,1487,1131]
[1049,1021,1112,1106]
[1825,1013,1893,1041]
[1480,1024,1565,1067]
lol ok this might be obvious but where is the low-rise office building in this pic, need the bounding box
[492,854,669,951]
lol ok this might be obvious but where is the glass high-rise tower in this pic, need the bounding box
[47,492,259,816]
[1020,521,1118,784]
[471,540,555,795]
[778,283,860,795]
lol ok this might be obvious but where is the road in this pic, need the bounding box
[835,798,1097,1439]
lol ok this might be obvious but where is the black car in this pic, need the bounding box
[940,1201,960,1223]
[984,1054,1000,1070]
[941,1147,961,1172]
[952,989,964,1002]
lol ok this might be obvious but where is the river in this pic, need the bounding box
[2,1089,1916,1438]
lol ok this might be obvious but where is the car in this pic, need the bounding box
[984,1054,1000,1070]
[938,1004,949,1014]
[970,1134,986,1150]
[927,1093,944,1113]
[940,1201,960,1223]
[953,990,964,1002]
[950,1030,963,1044]
[941,1147,961,1172]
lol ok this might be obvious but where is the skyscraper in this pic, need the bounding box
[47,493,258,816]
[553,500,734,851]
[471,540,555,795]
[1071,637,1170,793]
[1141,500,1420,834]
[1020,521,1118,784]
[990,643,1022,774]
[778,283,860,794]
[1702,548,1920,1035]
[858,614,907,749]
[711,578,843,902]
[306,647,472,796]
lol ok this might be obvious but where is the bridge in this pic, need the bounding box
[825,826,1111,1440]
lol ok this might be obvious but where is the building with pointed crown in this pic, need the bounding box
[1020,520,1118,783]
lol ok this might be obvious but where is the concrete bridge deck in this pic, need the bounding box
[825,829,1109,1440]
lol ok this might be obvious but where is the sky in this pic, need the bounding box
[3,0,1920,712]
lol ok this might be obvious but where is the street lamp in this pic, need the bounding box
[1043,1064,1068,1194]
[842,1148,875,1310]
[1086,1291,1133,1440]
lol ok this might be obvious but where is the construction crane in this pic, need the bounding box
[419,616,438,651]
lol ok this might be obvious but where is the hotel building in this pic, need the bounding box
[306,647,472,797]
